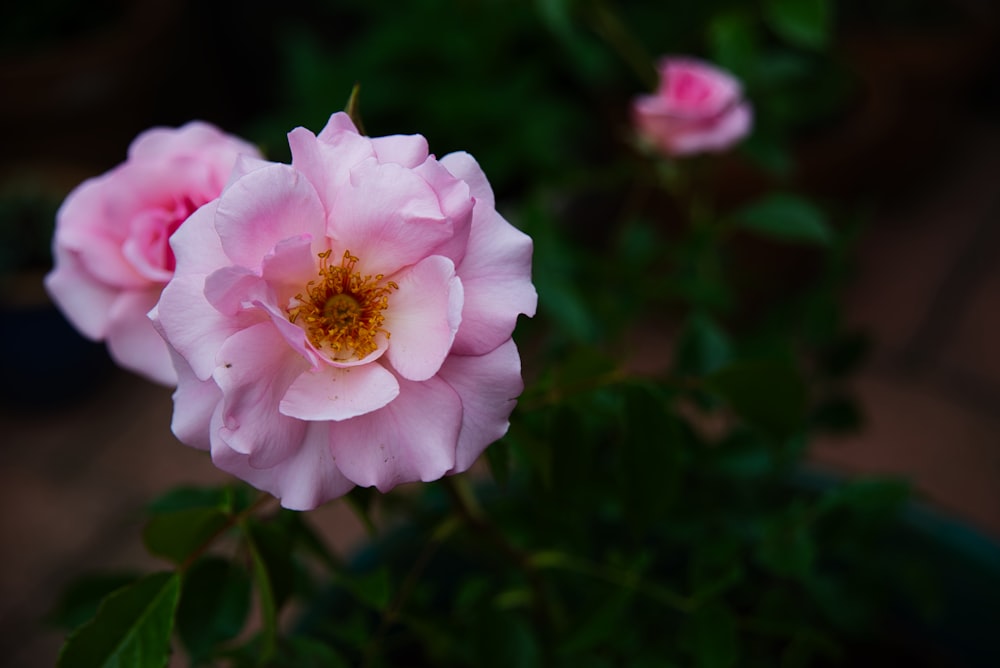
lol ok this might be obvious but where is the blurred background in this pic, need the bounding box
[1,0,999,665]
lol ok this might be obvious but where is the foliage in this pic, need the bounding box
[48,1,968,666]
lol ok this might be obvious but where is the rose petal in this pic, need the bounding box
[289,125,374,213]
[215,163,327,269]
[168,348,222,451]
[329,372,461,491]
[104,289,175,385]
[442,152,537,355]
[371,133,429,167]
[328,159,453,276]
[211,419,354,510]
[279,362,400,421]
[383,255,463,381]
[212,322,311,468]
[44,244,118,340]
[438,339,523,473]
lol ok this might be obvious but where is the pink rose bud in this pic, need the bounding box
[632,57,752,157]
[150,112,537,509]
[45,123,261,385]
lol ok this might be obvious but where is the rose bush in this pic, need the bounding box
[151,112,537,510]
[632,57,752,157]
[45,122,260,385]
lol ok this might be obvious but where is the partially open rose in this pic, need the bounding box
[151,113,537,509]
[632,57,752,157]
[45,122,260,385]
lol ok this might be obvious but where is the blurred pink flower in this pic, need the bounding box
[633,57,752,157]
[45,122,260,385]
[151,112,537,509]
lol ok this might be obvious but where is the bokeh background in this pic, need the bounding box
[2,1,999,665]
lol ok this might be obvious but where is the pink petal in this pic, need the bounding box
[289,125,374,213]
[260,235,321,309]
[154,273,257,381]
[44,245,117,340]
[169,348,222,451]
[105,288,176,385]
[328,159,453,276]
[384,255,463,381]
[211,419,354,510]
[371,134,429,167]
[413,159,474,265]
[316,111,360,140]
[212,322,311,468]
[279,362,400,421]
[169,200,230,277]
[329,372,461,491]
[215,163,327,269]
[438,339,523,473]
[441,153,537,355]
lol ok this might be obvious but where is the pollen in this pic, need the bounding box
[287,250,397,361]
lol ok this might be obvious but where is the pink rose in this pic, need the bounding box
[632,57,752,157]
[45,122,261,385]
[151,112,537,509]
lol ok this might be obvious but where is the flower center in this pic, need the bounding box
[287,250,397,361]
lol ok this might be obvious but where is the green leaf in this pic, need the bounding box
[675,313,733,376]
[47,573,141,631]
[146,486,234,514]
[621,386,681,528]
[732,193,833,245]
[764,0,832,50]
[142,508,230,566]
[705,360,807,437]
[708,10,758,80]
[475,612,541,668]
[176,558,251,662]
[346,567,392,610]
[244,519,294,662]
[755,511,815,580]
[57,572,180,668]
[682,602,738,668]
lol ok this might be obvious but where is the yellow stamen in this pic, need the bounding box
[287,250,397,360]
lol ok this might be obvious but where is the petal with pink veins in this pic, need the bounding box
[280,362,400,421]
[329,372,461,491]
[383,255,463,381]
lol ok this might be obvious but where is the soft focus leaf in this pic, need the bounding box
[706,360,807,437]
[57,572,180,668]
[146,486,235,514]
[755,510,815,580]
[142,508,230,566]
[708,10,758,79]
[675,313,733,376]
[47,573,141,631]
[475,612,541,668]
[733,193,833,245]
[176,557,251,662]
[682,602,738,668]
[621,385,681,528]
[346,567,392,611]
[764,0,832,50]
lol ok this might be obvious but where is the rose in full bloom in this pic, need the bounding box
[151,112,537,510]
[632,57,752,157]
[45,122,261,385]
